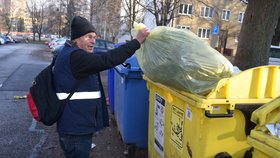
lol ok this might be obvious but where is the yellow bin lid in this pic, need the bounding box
[206,65,280,100]
[248,130,280,157]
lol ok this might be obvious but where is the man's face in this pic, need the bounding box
[75,32,97,53]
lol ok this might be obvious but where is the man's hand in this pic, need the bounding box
[135,28,150,44]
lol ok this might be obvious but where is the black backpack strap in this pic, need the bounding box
[65,80,83,101]
[50,57,56,67]
[51,57,83,102]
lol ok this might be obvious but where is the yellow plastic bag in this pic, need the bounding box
[133,23,233,95]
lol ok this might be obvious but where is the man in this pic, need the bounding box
[53,16,150,158]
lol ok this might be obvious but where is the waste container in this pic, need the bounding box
[107,42,126,114]
[247,96,280,158]
[144,66,280,158]
[114,54,149,148]
[108,68,115,113]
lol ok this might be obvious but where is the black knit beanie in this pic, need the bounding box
[71,16,96,40]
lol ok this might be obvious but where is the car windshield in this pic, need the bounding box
[94,40,105,49]
[56,39,66,44]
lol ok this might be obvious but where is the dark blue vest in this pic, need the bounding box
[53,45,108,134]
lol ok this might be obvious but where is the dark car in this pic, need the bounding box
[93,39,115,54]
[52,39,115,57]
[269,45,280,65]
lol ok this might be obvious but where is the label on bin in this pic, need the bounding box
[154,94,165,157]
[171,105,184,152]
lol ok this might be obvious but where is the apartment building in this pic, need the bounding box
[173,0,247,56]
[0,0,10,33]
[0,0,31,34]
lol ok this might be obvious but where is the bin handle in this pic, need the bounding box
[205,110,234,118]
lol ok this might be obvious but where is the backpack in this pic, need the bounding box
[26,58,79,126]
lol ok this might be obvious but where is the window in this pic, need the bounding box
[176,25,191,30]
[238,12,245,23]
[222,9,231,21]
[235,34,239,43]
[198,28,211,39]
[178,4,193,15]
[200,6,213,18]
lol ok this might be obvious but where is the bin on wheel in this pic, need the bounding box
[107,68,115,113]
[114,54,149,148]
[107,42,126,114]
[247,96,280,158]
[145,66,280,158]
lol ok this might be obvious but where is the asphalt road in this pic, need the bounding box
[0,43,147,158]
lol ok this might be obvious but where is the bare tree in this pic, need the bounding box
[27,0,46,41]
[92,0,122,41]
[120,0,140,39]
[64,0,76,37]
[234,0,280,70]
[37,0,45,41]
[0,8,12,35]
[17,18,25,32]
[90,0,94,23]
[137,0,181,26]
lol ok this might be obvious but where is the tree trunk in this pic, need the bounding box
[234,0,280,70]
[271,16,280,46]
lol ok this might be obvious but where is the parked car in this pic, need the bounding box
[0,37,5,45]
[0,36,8,44]
[93,39,115,54]
[52,39,115,57]
[269,45,280,65]
[6,36,15,43]
[49,38,67,51]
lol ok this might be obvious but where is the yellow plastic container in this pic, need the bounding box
[145,66,280,158]
[247,96,280,158]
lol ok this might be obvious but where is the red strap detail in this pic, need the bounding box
[27,92,40,121]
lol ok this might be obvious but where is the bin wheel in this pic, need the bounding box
[214,152,232,158]
[124,144,136,158]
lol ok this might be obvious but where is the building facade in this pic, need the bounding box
[0,0,11,33]
[173,0,247,56]
[0,0,31,34]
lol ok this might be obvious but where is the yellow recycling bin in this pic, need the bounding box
[247,96,280,158]
[144,66,280,158]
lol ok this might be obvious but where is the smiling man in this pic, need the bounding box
[53,16,150,158]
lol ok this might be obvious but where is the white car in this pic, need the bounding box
[49,38,67,51]
[269,45,280,65]
[0,37,5,45]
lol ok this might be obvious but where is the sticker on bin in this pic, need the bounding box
[154,94,165,158]
[171,105,184,152]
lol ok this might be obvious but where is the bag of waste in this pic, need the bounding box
[133,23,233,95]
